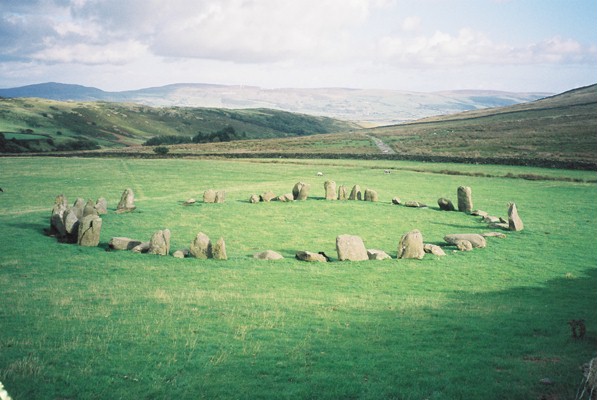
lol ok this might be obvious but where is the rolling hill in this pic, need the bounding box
[0,82,551,126]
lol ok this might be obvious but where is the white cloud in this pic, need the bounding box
[401,16,421,32]
[31,40,148,65]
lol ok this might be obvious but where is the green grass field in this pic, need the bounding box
[0,157,595,399]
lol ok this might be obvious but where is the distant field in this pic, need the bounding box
[0,157,595,400]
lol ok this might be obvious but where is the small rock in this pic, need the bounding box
[455,240,473,251]
[444,234,486,248]
[391,197,401,205]
[260,191,276,202]
[131,242,150,253]
[423,244,446,256]
[249,194,260,204]
[295,251,327,262]
[367,249,391,260]
[482,232,507,238]
[253,250,284,260]
[109,237,143,250]
[183,198,196,206]
[437,198,456,211]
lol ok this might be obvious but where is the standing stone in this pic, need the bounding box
[95,197,108,214]
[260,191,276,202]
[444,234,486,248]
[423,244,446,256]
[297,183,311,201]
[63,208,80,241]
[438,198,456,211]
[367,249,392,260]
[203,189,216,203]
[212,237,227,260]
[295,251,327,262]
[336,235,369,261]
[50,195,69,237]
[215,191,226,204]
[249,194,260,204]
[148,229,171,256]
[508,202,524,231]
[324,181,337,200]
[364,189,378,202]
[77,215,102,247]
[397,230,425,259]
[190,232,212,259]
[457,186,473,213]
[83,199,98,217]
[292,182,306,200]
[116,188,136,213]
[72,198,86,219]
[337,185,348,200]
[349,185,362,200]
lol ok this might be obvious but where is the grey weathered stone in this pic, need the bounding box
[457,186,473,213]
[72,198,86,219]
[404,201,427,208]
[148,229,171,256]
[183,198,196,206]
[292,182,306,200]
[109,237,143,250]
[444,233,486,248]
[364,189,378,202]
[336,235,369,261]
[249,194,260,204]
[260,191,276,202]
[337,185,348,200]
[471,210,488,217]
[77,214,102,247]
[190,232,212,259]
[349,185,362,201]
[437,198,456,211]
[508,202,524,231]
[215,191,226,204]
[277,193,294,202]
[203,189,216,203]
[297,183,311,201]
[488,222,510,230]
[482,215,502,223]
[173,249,189,259]
[367,249,391,260]
[392,197,401,205]
[482,232,507,238]
[95,197,108,214]
[424,244,446,256]
[50,196,68,237]
[131,242,150,253]
[116,188,135,213]
[455,240,473,251]
[324,181,337,200]
[212,237,227,260]
[253,250,284,260]
[398,230,425,259]
[83,199,98,217]
[295,251,327,262]
[63,208,80,239]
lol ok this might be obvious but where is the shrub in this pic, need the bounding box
[153,146,169,155]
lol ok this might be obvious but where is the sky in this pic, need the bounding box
[1,0,596,93]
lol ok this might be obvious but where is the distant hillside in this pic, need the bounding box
[0,82,551,125]
[93,84,596,170]
[0,98,356,153]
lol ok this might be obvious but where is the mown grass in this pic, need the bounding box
[0,157,595,400]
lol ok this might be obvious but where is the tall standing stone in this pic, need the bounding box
[203,189,216,203]
[297,183,310,201]
[349,185,362,200]
[364,189,378,202]
[212,237,228,260]
[457,186,473,213]
[190,232,212,259]
[336,235,369,261]
[116,188,136,213]
[83,199,98,217]
[324,181,337,200]
[77,215,102,247]
[292,182,306,200]
[508,202,524,231]
[215,191,226,204]
[148,229,171,256]
[63,208,80,242]
[337,185,348,200]
[72,198,86,219]
[397,230,425,259]
[50,195,69,237]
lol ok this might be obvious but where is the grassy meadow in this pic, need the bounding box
[0,157,596,399]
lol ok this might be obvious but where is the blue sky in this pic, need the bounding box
[0,0,595,93]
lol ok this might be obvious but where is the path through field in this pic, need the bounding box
[368,135,396,154]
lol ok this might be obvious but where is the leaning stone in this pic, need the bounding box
[212,237,227,260]
[131,242,150,253]
[392,197,401,205]
[457,186,473,213]
[95,197,108,214]
[337,185,348,200]
[437,198,456,211]
[455,240,473,251]
[367,249,391,260]
[260,191,276,202]
[63,208,80,240]
[482,232,507,238]
[324,181,337,200]
[444,234,486,248]
[253,250,284,260]
[77,214,102,247]
[72,198,86,219]
[295,251,327,262]
[148,229,171,256]
[508,202,524,231]
[349,185,362,200]
[183,198,196,206]
[215,191,226,204]
[292,182,306,200]
[398,230,425,259]
[109,237,143,250]
[336,235,369,261]
[249,194,260,204]
[116,188,135,213]
[424,244,446,256]
[203,189,216,203]
[364,189,378,202]
[190,232,212,259]
[297,183,310,201]
[83,199,98,217]
[50,200,68,237]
